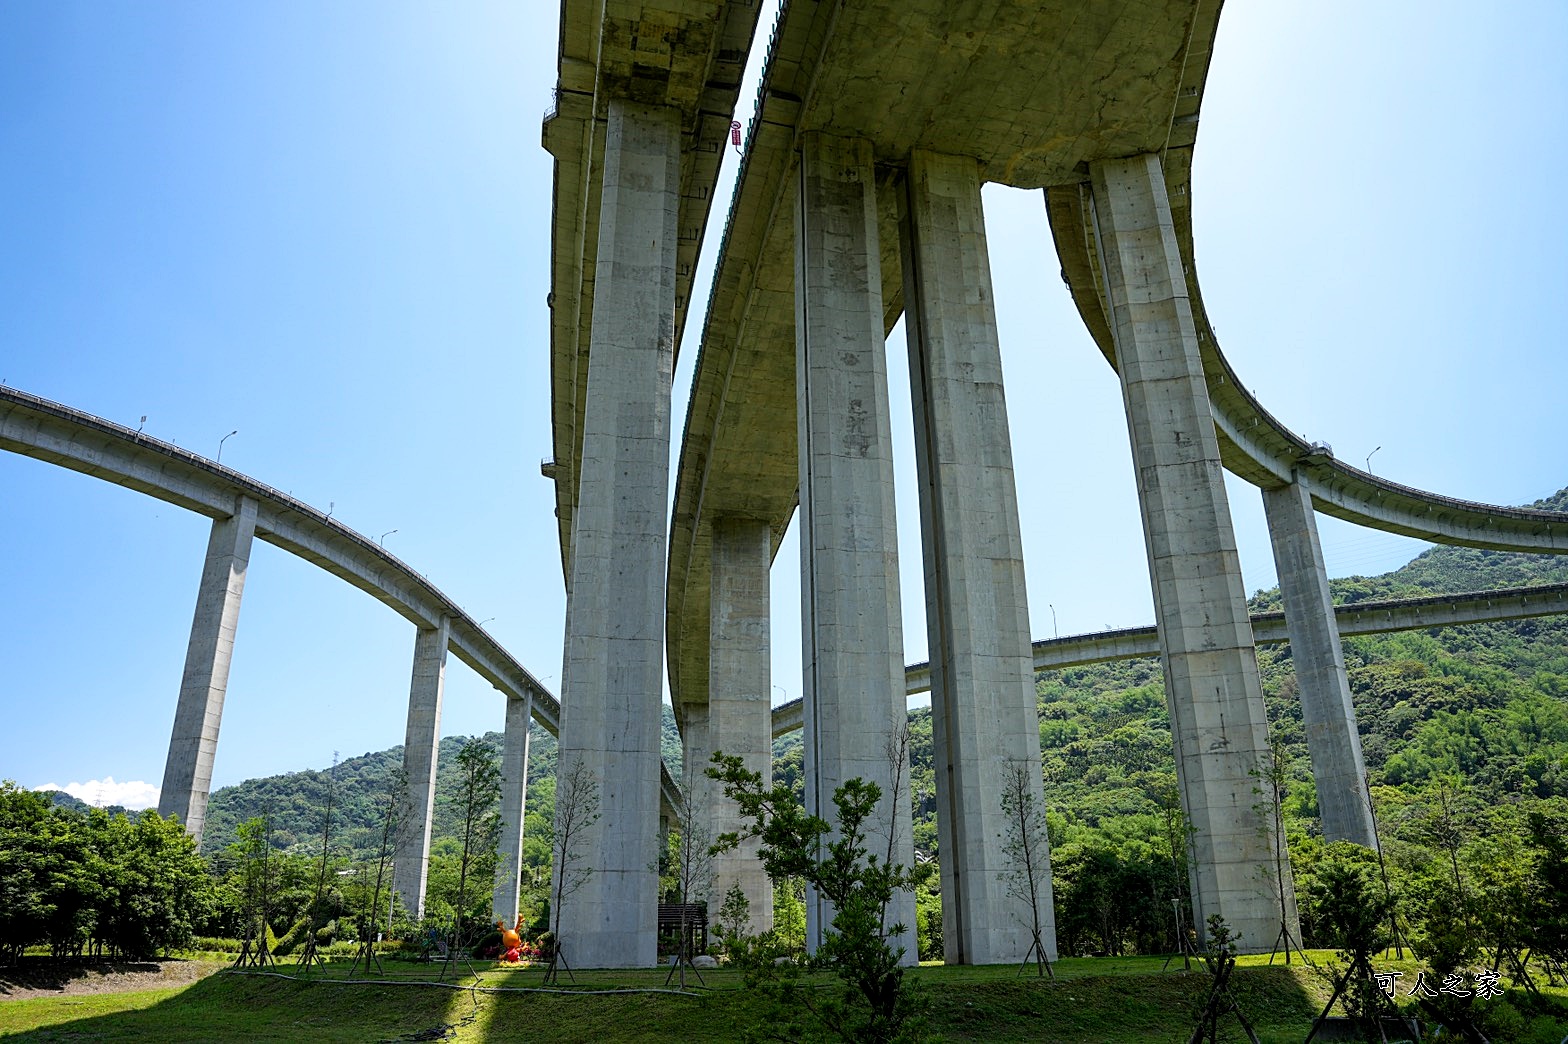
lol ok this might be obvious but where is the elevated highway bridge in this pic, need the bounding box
[11,0,1563,980]
[544,0,1568,965]
[543,0,765,576]
[0,384,682,928]
[667,0,1568,730]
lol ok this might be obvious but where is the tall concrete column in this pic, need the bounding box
[703,516,773,934]
[159,494,258,842]
[394,615,450,920]
[493,690,534,925]
[901,150,1054,965]
[1263,477,1377,847]
[1089,153,1296,951]
[795,131,917,960]
[556,97,680,968]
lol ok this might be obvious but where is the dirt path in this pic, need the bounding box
[0,959,228,1001]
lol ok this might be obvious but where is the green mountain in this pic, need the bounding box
[778,484,1568,956]
[198,704,684,860]
[44,789,130,819]
[769,485,1568,832]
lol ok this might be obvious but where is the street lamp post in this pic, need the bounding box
[379,529,398,547]
[1366,446,1381,473]
[217,429,238,463]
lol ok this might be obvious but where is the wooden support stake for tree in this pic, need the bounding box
[1188,917,1260,1044]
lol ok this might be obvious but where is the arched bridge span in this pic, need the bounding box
[770,580,1568,736]
[1045,171,1568,551]
[669,0,1568,732]
[0,383,680,923]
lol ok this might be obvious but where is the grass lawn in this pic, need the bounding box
[2,952,1564,1042]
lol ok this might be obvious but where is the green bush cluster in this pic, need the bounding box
[268,915,314,957]
[0,783,214,963]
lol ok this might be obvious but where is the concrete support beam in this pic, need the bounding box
[394,616,450,920]
[159,495,258,842]
[1089,153,1296,951]
[556,98,680,969]
[900,150,1053,965]
[494,691,534,925]
[795,131,917,961]
[1263,477,1378,848]
[700,516,774,934]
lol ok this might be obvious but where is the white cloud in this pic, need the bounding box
[34,777,160,810]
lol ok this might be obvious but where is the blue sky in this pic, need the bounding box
[3,1,1565,808]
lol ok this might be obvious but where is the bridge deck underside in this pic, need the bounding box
[801,0,1197,187]
[667,0,1567,717]
[547,0,763,580]
[670,0,1211,715]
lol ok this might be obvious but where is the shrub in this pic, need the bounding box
[270,916,312,957]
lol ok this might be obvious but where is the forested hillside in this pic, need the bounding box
[198,702,684,860]
[786,484,1568,957]
[1021,491,1568,957]
[192,486,1568,960]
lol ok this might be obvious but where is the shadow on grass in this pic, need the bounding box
[0,970,464,1042]
[921,958,1325,1044]
[0,955,1338,1043]
[0,960,164,997]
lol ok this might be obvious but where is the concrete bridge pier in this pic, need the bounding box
[690,516,774,933]
[795,131,917,962]
[1089,153,1297,951]
[159,494,258,842]
[555,97,681,968]
[493,689,534,925]
[899,150,1054,964]
[394,615,450,920]
[1263,476,1378,848]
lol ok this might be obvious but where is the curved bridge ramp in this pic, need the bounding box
[668,0,1568,729]
[655,0,1568,964]
[769,579,1568,737]
[0,384,682,922]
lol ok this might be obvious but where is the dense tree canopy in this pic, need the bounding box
[0,782,213,962]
